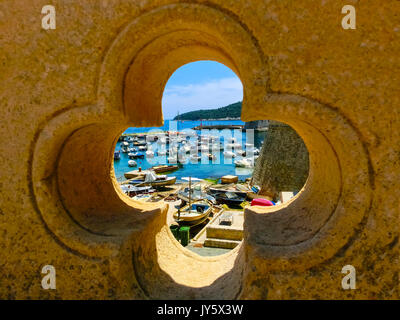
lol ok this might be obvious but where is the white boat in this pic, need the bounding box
[128,160,137,167]
[138,145,147,151]
[190,155,201,162]
[226,143,242,150]
[157,150,167,156]
[210,143,223,151]
[234,158,254,168]
[223,151,236,158]
[130,171,177,188]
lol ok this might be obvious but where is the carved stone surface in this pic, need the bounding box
[0,0,398,299]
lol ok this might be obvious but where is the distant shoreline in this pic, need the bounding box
[175,117,241,121]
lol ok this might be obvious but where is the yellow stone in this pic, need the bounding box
[0,1,398,299]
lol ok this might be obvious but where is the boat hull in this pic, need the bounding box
[173,201,212,226]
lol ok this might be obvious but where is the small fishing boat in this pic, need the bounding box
[215,192,246,208]
[128,160,137,167]
[120,184,155,197]
[173,200,213,226]
[133,141,147,146]
[157,150,167,156]
[129,171,177,188]
[208,184,250,198]
[151,165,179,173]
[234,158,254,168]
[114,151,121,160]
[129,152,145,159]
[145,176,177,187]
[223,151,236,158]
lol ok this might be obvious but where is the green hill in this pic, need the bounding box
[173,101,242,120]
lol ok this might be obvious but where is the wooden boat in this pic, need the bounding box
[208,183,249,198]
[215,192,246,208]
[173,200,212,226]
[129,175,177,188]
[120,185,155,197]
[151,165,179,173]
[147,176,176,187]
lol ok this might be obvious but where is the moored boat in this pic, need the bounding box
[214,192,246,208]
[151,165,179,173]
[173,200,212,226]
[234,158,254,168]
[128,171,177,188]
[128,160,137,167]
[129,152,145,159]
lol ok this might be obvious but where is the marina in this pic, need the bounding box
[114,120,288,256]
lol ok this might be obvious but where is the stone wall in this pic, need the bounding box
[0,0,398,299]
[244,120,269,129]
[251,121,309,200]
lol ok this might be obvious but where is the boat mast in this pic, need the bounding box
[188,176,191,209]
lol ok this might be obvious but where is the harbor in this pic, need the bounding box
[114,121,292,256]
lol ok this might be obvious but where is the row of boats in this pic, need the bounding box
[115,133,261,168]
[116,133,263,227]
[120,168,261,227]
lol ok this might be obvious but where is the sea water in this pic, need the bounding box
[113,120,266,182]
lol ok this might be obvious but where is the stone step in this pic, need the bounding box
[206,226,243,241]
[203,238,242,249]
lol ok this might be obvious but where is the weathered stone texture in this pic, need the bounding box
[251,121,309,199]
[0,0,398,299]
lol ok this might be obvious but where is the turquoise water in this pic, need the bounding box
[113,120,266,182]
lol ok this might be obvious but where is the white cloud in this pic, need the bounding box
[162,77,243,119]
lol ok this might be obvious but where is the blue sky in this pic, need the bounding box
[162,61,243,119]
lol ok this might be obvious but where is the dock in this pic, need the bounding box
[191,209,244,250]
